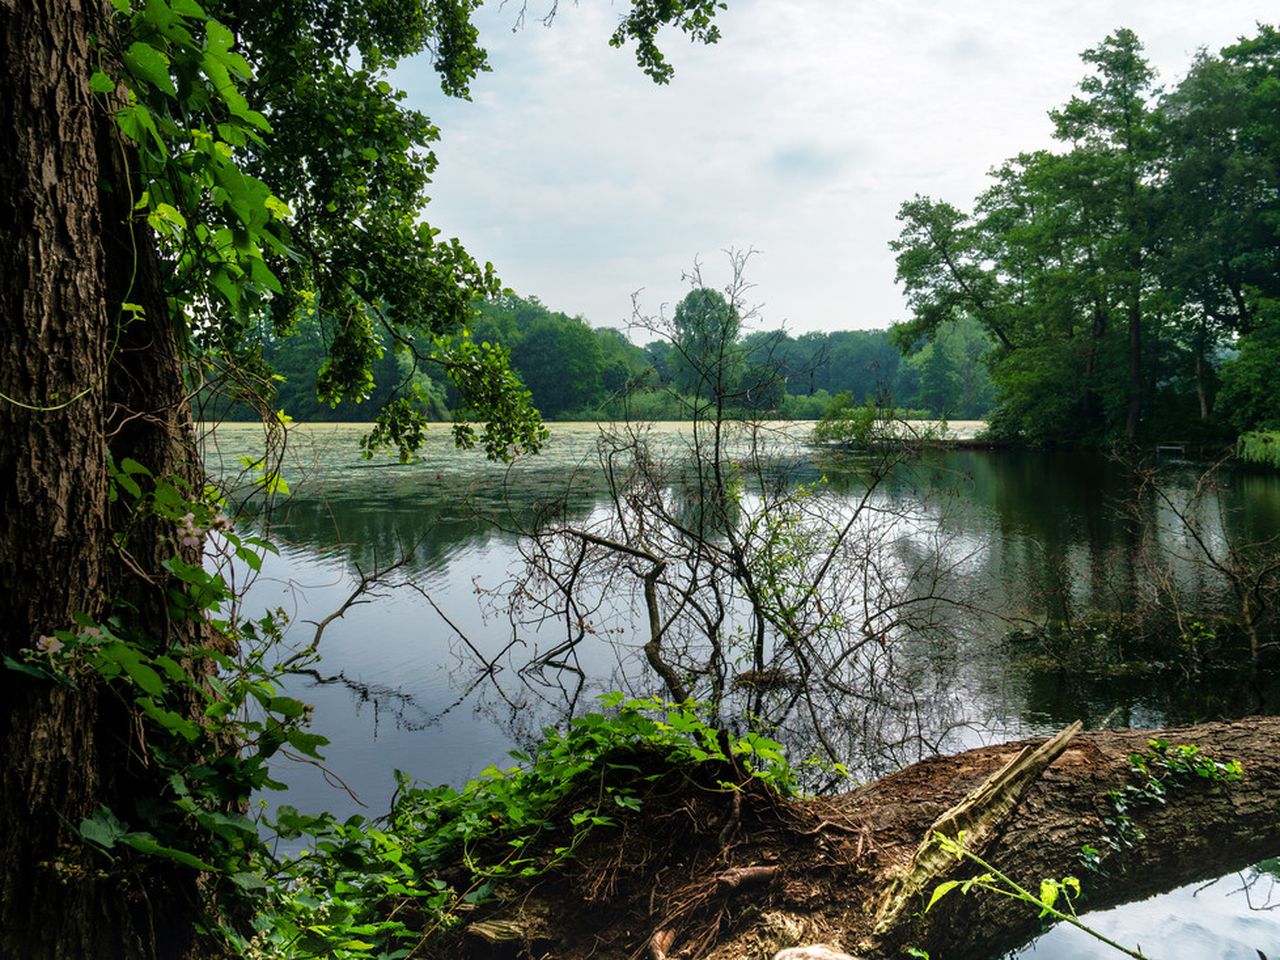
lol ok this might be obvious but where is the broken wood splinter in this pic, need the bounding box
[870,720,1083,940]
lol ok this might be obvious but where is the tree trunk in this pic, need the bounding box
[0,1,207,957]
[1194,346,1210,422]
[1081,299,1106,426]
[454,718,1280,960]
[1124,285,1142,440]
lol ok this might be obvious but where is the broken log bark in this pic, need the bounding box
[870,720,1083,940]
[447,718,1280,960]
[846,718,1278,959]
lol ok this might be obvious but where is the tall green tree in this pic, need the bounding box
[892,25,1280,442]
[512,315,604,417]
[901,316,994,418]
[892,159,1112,438]
[893,29,1179,441]
[468,293,650,418]
[671,287,743,401]
[1219,321,1280,432]
[1158,29,1280,424]
[1051,28,1161,439]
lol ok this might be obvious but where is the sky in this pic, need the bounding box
[392,1,1276,337]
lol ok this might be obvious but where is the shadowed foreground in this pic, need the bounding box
[430,718,1280,960]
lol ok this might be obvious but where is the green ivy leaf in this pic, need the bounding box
[151,654,188,683]
[137,697,201,741]
[121,833,216,871]
[248,256,282,294]
[102,643,165,696]
[926,879,961,912]
[1039,878,1060,914]
[3,654,52,681]
[118,458,152,476]
[235,543,263,571]
[116,472,142,499]
[122,42,176,97]
[80,807,129,849]
[229,871,268,891]
[285,729,329,759]
[268,696,306,719]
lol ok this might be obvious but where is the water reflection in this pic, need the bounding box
[206,423,1280,958]
[209,426,1280,789]
[1014,864,1280,960]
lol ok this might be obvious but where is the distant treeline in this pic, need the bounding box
[209,291,995,424]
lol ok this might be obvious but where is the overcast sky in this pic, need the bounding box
[392,2,1275,337]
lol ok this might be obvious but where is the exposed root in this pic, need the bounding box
[647,928,676,960]
[715,865,779,890]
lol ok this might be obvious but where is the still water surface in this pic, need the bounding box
[205,421,1280,959]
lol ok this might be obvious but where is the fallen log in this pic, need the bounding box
[847,717,1280,960]
[441,718,1280,960]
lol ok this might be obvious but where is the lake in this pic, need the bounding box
[204,420,1280,960]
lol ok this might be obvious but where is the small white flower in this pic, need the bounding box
[36,635,65,654]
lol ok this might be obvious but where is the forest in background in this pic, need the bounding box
[214,292,996,424]
[207,27,1280,448]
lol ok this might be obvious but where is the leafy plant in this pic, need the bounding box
[926,831,1150,960]
[9,466,334,944]
[244,693,799,958]
[1088,739,1242,865]
[813,392,888,447]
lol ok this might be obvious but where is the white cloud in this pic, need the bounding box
[392,1,1277,334]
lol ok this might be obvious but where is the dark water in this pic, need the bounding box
[206,423,1280,959]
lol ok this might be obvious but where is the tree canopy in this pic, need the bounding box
[892,26,1280,443]
[100,0,741,460]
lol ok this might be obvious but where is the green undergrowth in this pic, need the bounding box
[245,695,801,959]
[812,392,938,447]
[7,457,805,960]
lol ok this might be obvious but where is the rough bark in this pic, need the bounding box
[455,718,1280,960]
[1194,348,1210,422]
[855,719,1277,958]
[749,718,1280,960]
[0,1,207,957]
[868,721,1084,940]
